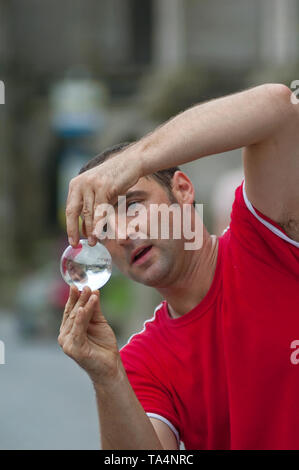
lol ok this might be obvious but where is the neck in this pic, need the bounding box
[156,232,219,319]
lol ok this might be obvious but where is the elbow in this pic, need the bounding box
[263,82,297,119]
[264,82,292,98]
[264,82,293,105]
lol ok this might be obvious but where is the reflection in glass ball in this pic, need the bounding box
[60,239,112,291]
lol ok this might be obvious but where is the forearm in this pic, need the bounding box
[94,362,163,450]
[134,83,293,176]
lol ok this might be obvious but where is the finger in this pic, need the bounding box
[89,290,103,322]
[70,286,92,318]
[71,294,99,339]
[92,197,115,240]
[82,188,96,245]
[66,184,83,247]
[62,286,92,334]
[81,216,97,245]
[61,285,80,329]
[92,194,104,240]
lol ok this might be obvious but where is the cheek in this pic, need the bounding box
[106,244,127,270]
[147,207,180,241]
[158,238,184,264]
[101,242,116,262]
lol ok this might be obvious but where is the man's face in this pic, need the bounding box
[66,259,87,283]
[99,176,186,288]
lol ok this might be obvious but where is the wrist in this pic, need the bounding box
[126,139,150,179]
[92,357,127,394]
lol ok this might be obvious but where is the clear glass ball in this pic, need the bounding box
[60,239,112,291]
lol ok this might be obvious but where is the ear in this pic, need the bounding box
[171,171,195,206]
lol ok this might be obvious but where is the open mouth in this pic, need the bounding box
[132,245,153,264]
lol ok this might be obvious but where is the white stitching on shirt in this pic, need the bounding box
[146,412,181,448]
[242,181,299,248]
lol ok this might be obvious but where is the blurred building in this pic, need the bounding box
[0,0,299,317]
[1,1,299,450]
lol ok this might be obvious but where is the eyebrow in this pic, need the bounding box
[125,190,147,199]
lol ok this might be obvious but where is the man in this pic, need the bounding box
[59,83,299,450]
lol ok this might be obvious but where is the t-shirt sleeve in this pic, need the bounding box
[228,180,299,277]
[120,337,181,444]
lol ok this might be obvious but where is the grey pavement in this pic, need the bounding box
[0,313,101,450]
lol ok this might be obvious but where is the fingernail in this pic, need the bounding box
[89,236,97,246]
[68,237,74,245]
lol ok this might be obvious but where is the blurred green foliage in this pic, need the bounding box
[100,272,134,336]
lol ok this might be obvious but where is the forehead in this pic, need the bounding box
[127,176,165,196]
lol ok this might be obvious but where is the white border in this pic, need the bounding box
[123,302,163,347]
[146,412,181,448]
[243,182,299,248]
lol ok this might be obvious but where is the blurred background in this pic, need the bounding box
[0,0,299,450]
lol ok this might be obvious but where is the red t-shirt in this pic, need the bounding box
[119,181,299,450]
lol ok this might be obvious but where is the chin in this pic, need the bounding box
[134,267,171,287]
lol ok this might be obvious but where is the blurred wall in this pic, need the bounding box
[1,0,299,321]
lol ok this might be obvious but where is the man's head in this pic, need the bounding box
[79,142,196,207]
[79,143,199,288]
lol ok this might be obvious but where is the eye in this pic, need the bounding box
[127,200,139,209]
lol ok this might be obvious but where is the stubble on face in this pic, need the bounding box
[106,179,186,288]
[128,238,182,287]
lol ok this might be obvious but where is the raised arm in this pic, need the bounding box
[66,83,298,246]
[58,286,178,450]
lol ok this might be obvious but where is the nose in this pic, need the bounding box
[107,210,148,253]
[115,218,138,246]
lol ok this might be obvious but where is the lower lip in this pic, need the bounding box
[132,246,153,266]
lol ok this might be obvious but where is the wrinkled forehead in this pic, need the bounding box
[80,176,167,222]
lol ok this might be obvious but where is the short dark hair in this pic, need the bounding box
[79,142,196,207]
